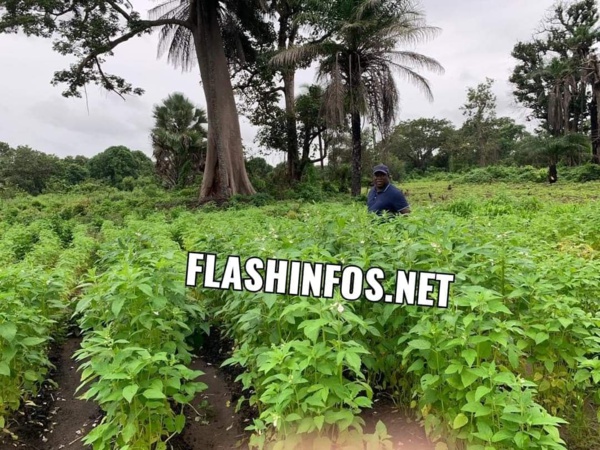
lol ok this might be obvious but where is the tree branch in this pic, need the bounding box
[95,56,126,101]
[75,18,191,79]
[106,0,132,21]
[50,1,77,19]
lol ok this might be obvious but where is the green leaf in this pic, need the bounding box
[453,413,469,429]
[407,359,425,373]
[514,431,527,448]
[301,319,327,342]
[21,337,46,346]
[111,297,126,317]
[314,415,325,431]
[462,349,477,367]
[354,396,371,408]
[263,294,277,309]
[122,421,136,442]
[409,339,431,350]
[24,370,38,381]
[534,332,549,345]
[138,284,153,297]
[445,363,462,374]
[474,386,491,402]
[492,429,517,442]
[461,369,478,388]
[122,384,138,403]
[475,421,494,441]
[0,323,17,342]
[142,389,166,400]
[345,351,362,373]
[0,362,10,376]
[175,414,186,433]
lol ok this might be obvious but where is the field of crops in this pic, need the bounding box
[0,180,599,450]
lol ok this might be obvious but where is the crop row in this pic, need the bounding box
[0,224,96,439]
[72,219,209,449]
[173,200,600,450]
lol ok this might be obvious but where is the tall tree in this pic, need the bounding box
[510,0,599,158]
[380,117,455,172]
[0,145,63,195]
[87,145,152,186]
[0,0,274,201]
[151,92,208,189]
[234,0,327,182]
[272,0,444,196]
[585,53,600,162]
[460,78,499,166]
[295,84,330,171]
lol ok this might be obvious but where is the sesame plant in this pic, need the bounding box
[0,221,96,439]
[0,181,599,449]
[177,190,600,450]
[72,221,209,449]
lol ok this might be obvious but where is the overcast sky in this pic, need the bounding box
[0,0,557,166]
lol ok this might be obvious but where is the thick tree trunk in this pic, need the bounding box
[283,70,299,180]
[318,132,324,170]
[350,111,362,196]
[192,0,255,201]
[591,95,599,163]
[349,53,362,197]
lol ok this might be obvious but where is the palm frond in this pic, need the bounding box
[385,51,444,75]
[375,23,442,46]
[150,0,195,72]
[148,0,185,20]
[270,43,329,67]
[386,62,434,101]
[321,59,348,128]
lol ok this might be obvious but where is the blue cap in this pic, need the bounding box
[373,164,390,175]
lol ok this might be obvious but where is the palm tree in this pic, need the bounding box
[519,132,591,167]
[151,93,208,189]
[545,58,579,137]
[149,0,274,201]
[271,0,444,195]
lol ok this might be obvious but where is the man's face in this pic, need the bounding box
[373,171,389,189]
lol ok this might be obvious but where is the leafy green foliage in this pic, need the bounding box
[0,222,96,438]
[73,224,208,449]
[1,180,600,449]
[87,146,153,188]
[0,144,64,195]
[509,0,599,134]
[379,118,456,172]
[175,184,600,449]
[151,92,208,189]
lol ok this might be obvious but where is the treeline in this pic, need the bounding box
[2,0,599,201]
[0,143,154,196]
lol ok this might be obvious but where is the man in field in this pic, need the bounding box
[367,164,411,216]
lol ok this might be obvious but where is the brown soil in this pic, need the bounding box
[0,335,101,450]
[0,326,440,450]
[171,359,248,450]
[360,399,437,450]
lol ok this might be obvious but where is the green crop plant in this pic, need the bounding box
[73,229,209,449]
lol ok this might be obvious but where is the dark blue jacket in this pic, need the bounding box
[367,183,410,215]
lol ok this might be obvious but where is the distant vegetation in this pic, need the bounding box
[1,0,599,201]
